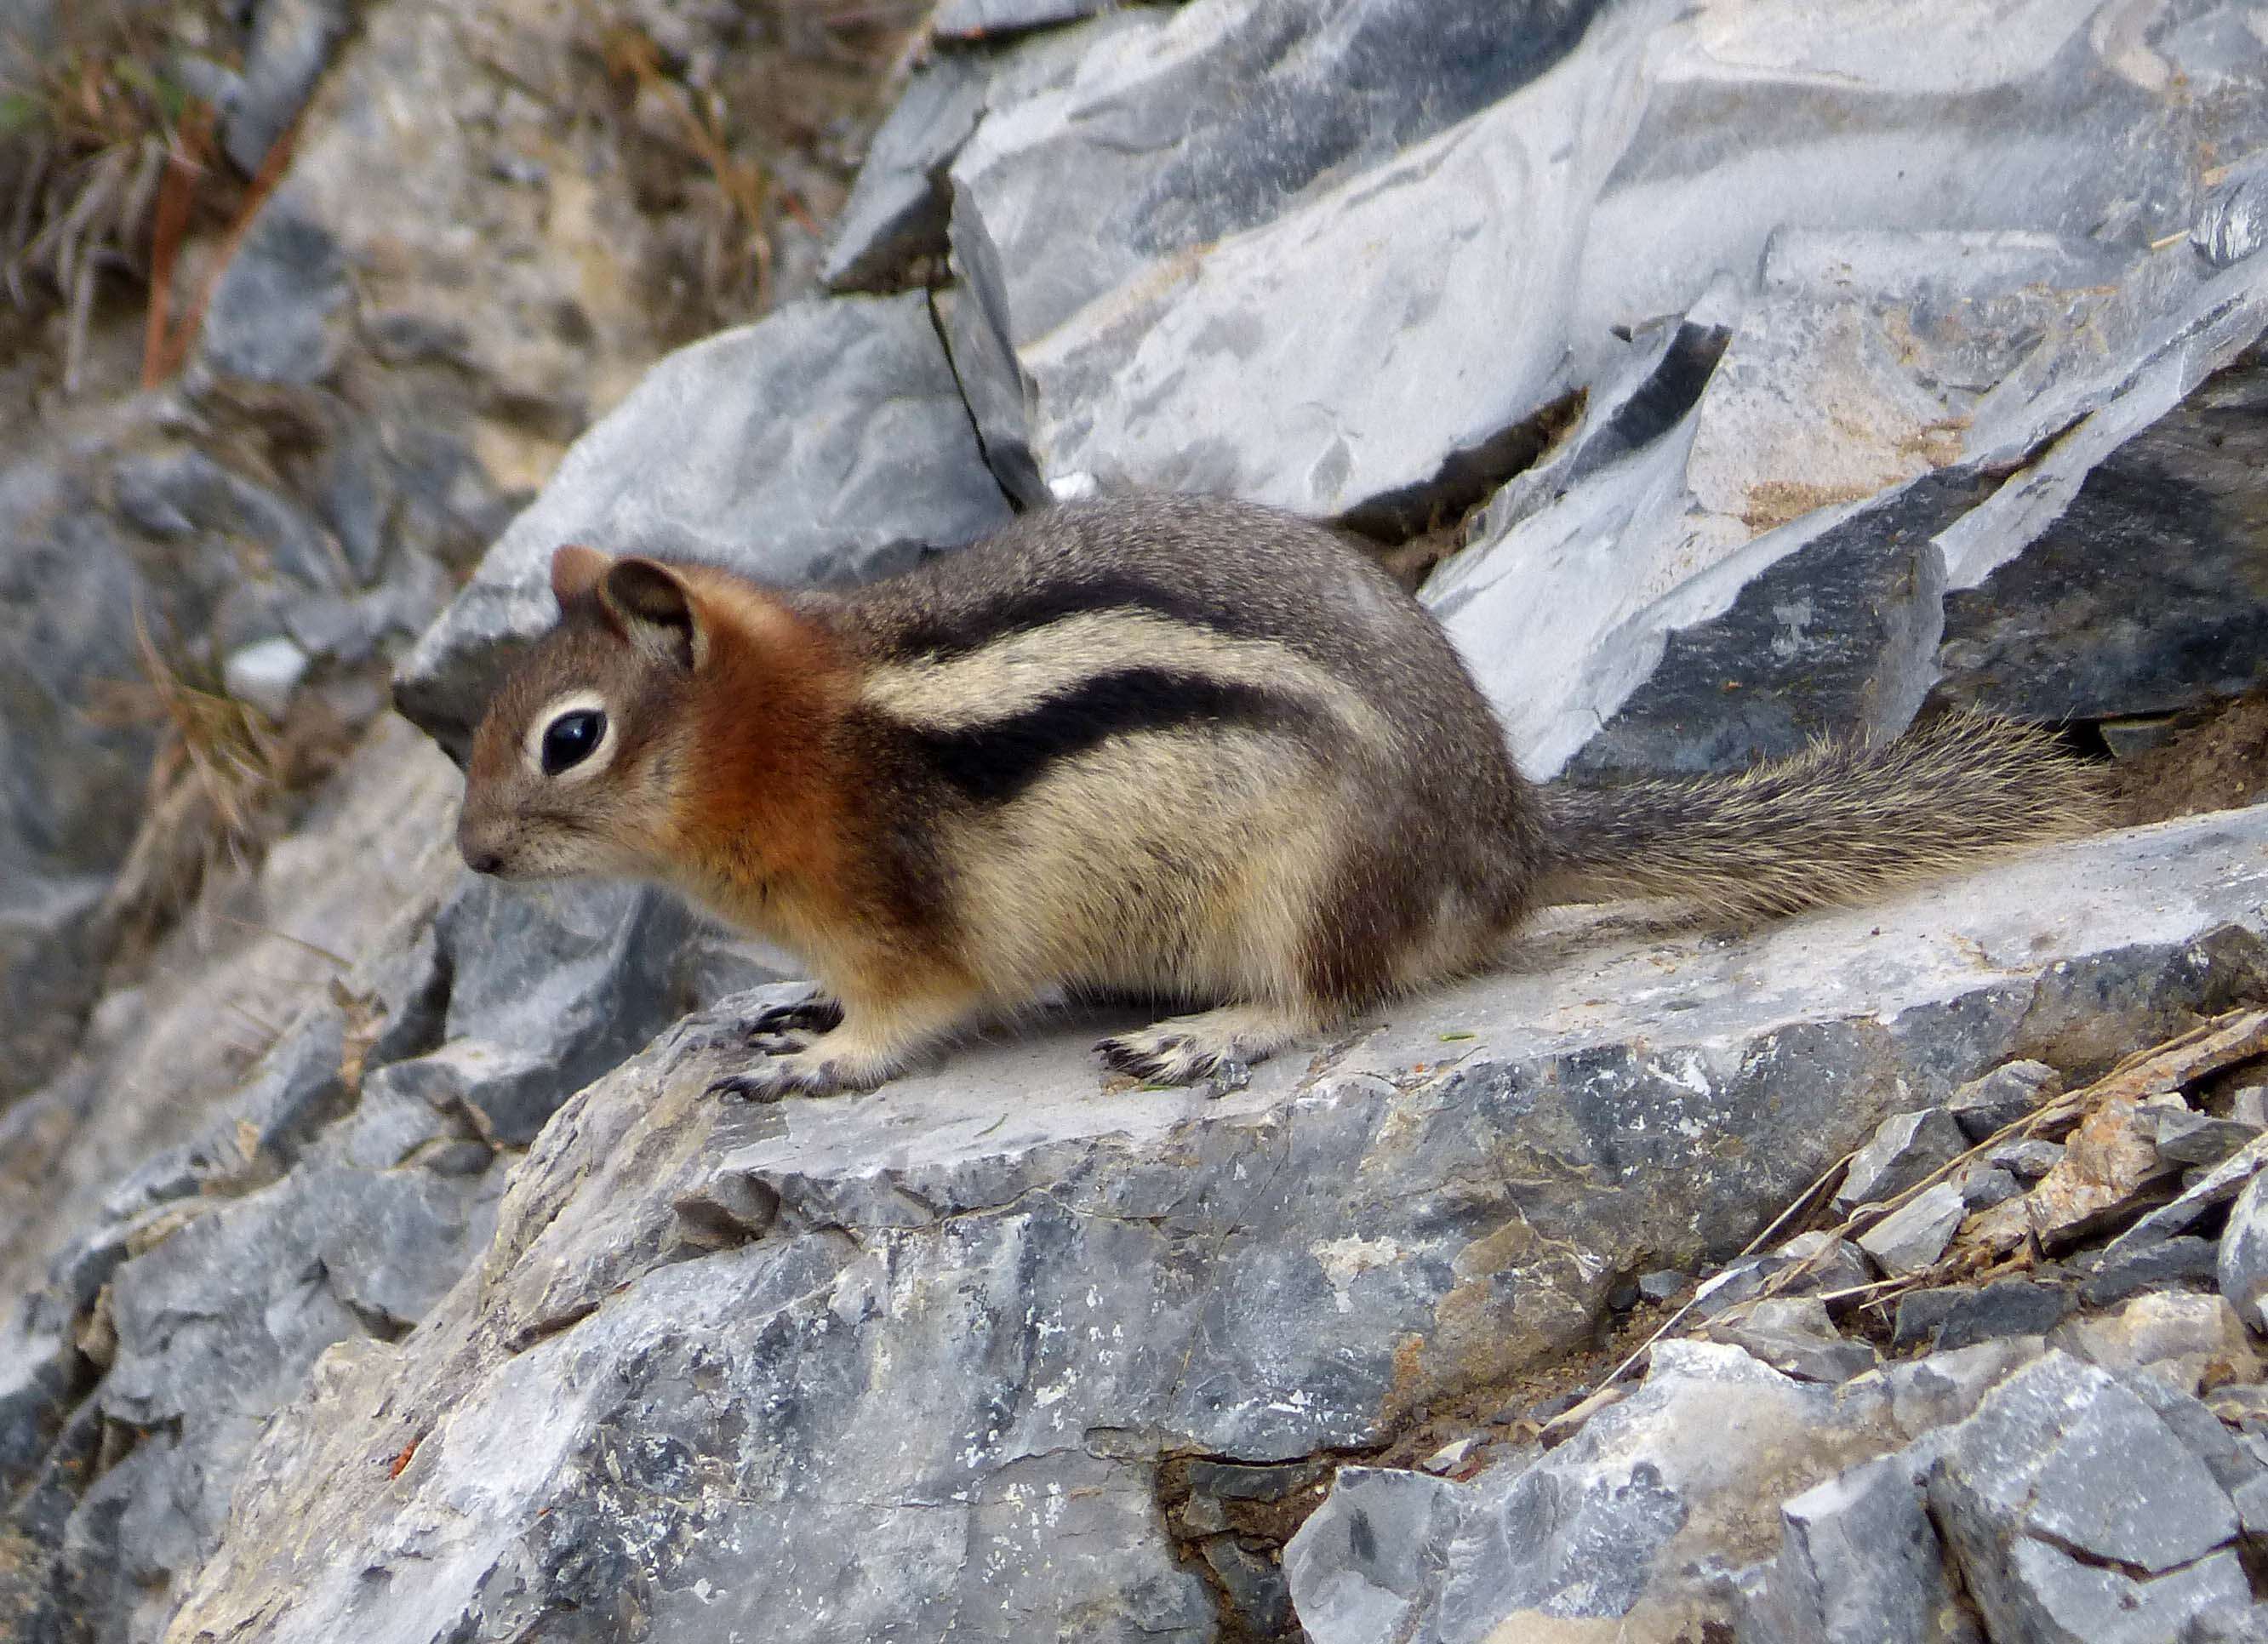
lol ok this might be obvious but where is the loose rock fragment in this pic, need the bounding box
[1857,1182,1968,1276]
[1948,1059,2062,1141]
[1990,1138,2067,1180]
[1772,1231,1873,1297]
[1929,1353,2239,1632]
[2219,1171,2268,1333]
[2078,1236,2221,1306]
[1893,1281,2071,1354]
[1736,1454,1974,1644]
[2051,1293,2261,1394]
[2155,1110,2263,1167]
[1707,1297,1877,1383]
[1283,1468,1464,1644]
[1837,1107,1968,1210]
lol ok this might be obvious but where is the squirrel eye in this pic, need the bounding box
[539,709,606,774]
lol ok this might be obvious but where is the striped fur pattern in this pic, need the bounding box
[1537,713,2105,918]
[455,494,2101,1099]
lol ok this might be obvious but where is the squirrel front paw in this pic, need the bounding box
[708,1031,887,1102]
[740,992,845,1040]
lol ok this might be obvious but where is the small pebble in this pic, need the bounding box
[1636,1269,1684,1303]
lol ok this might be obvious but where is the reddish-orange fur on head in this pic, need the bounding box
[455,547,863,957]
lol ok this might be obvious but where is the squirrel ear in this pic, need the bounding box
[550,544,611,608]
[599,557,705,671]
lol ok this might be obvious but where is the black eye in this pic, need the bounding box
[540,709,606,774]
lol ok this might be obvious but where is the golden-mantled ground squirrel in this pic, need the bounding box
[456,494,2102,1099]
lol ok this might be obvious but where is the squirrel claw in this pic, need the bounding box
[709,1037,883,1103]
[1096,1030,1254,1095]
[709,1070,790,1105]
[743,994,844,1040]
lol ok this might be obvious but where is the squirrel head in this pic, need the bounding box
[456,544,714,883]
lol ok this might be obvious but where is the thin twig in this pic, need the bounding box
[1736,1147,1856,1259]
[141,106,203,386]
[162,115,298,380]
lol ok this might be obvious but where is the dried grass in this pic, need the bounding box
[0,0,243,385]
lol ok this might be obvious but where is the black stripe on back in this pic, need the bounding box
[899,667,1305,805]
[889,574,1267,659]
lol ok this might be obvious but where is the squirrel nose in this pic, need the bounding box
[458,815,508,876]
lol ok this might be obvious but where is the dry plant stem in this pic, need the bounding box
[1714,1005,2268,1332]
[1566,1146,1861,1402]
[157,115,296,383]
[1735,1146,1857,1259]
[210,915,351,970]
[586,9,774,306]
[141,106,207,387]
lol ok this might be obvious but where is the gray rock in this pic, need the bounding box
[2079,1236,2222,1307]
[1556,471,1956,784]
[1434,237,2268,779]
[948,0,1614,511]
[2002,1543,2250,1644]
[1929,1352,2240,1640]
[2098,714,2181,760]
[1420,1436,1482,1476]
[1396,1342,1918,1641]
[115,445,342,591]
[1931,344,2268,726]
[423,876,701,1145]
[2187,1604,2268,1644]
[1708,1296,1877,1383]
[1770,1232,1872,1298]
[392,296,1013,752]
[198,197,350,385]
[933,0,1121,37]
[1957,1162,2025,1208]
[1285,1467,1465,1644]
[0,438,277,1098]
[823,55,991,291]
[222,636,311,721]
[2054,1293,2262,1395]
[2122,1372,2268,1517]
[827,8,1173,294]
[2156,1109,2263,1167]
[1879,1338,2048,1445]
[1993,1137,2069,1180]
[1688,1255,1785,1320]
[1736,1454,1977,1644]
[0,873,106,1106]
[159,809,2268,1641]
[0,707,470,1635]
[1837,1106,1970,1211]
[2197,151,2268,268]
[945,0,2260,549]
[1636,1268,1685,1302]
[76,1157,499,1637]
[1855,1181,1968,1277]
[221,0,351,176]
[1894,1281,2071,1355]
[1950,1059,2063,1141]
[2105,1132,2268,1256]
[2219,1169,2268,1334]
[1,464,174,882]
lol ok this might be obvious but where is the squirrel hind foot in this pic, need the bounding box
[1096,1002,1319,1093]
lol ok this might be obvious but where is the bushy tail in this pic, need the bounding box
[1535,712,2109,919]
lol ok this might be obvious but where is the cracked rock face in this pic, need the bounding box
[151,804,2268,1640]
[9,0,2268,1640]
